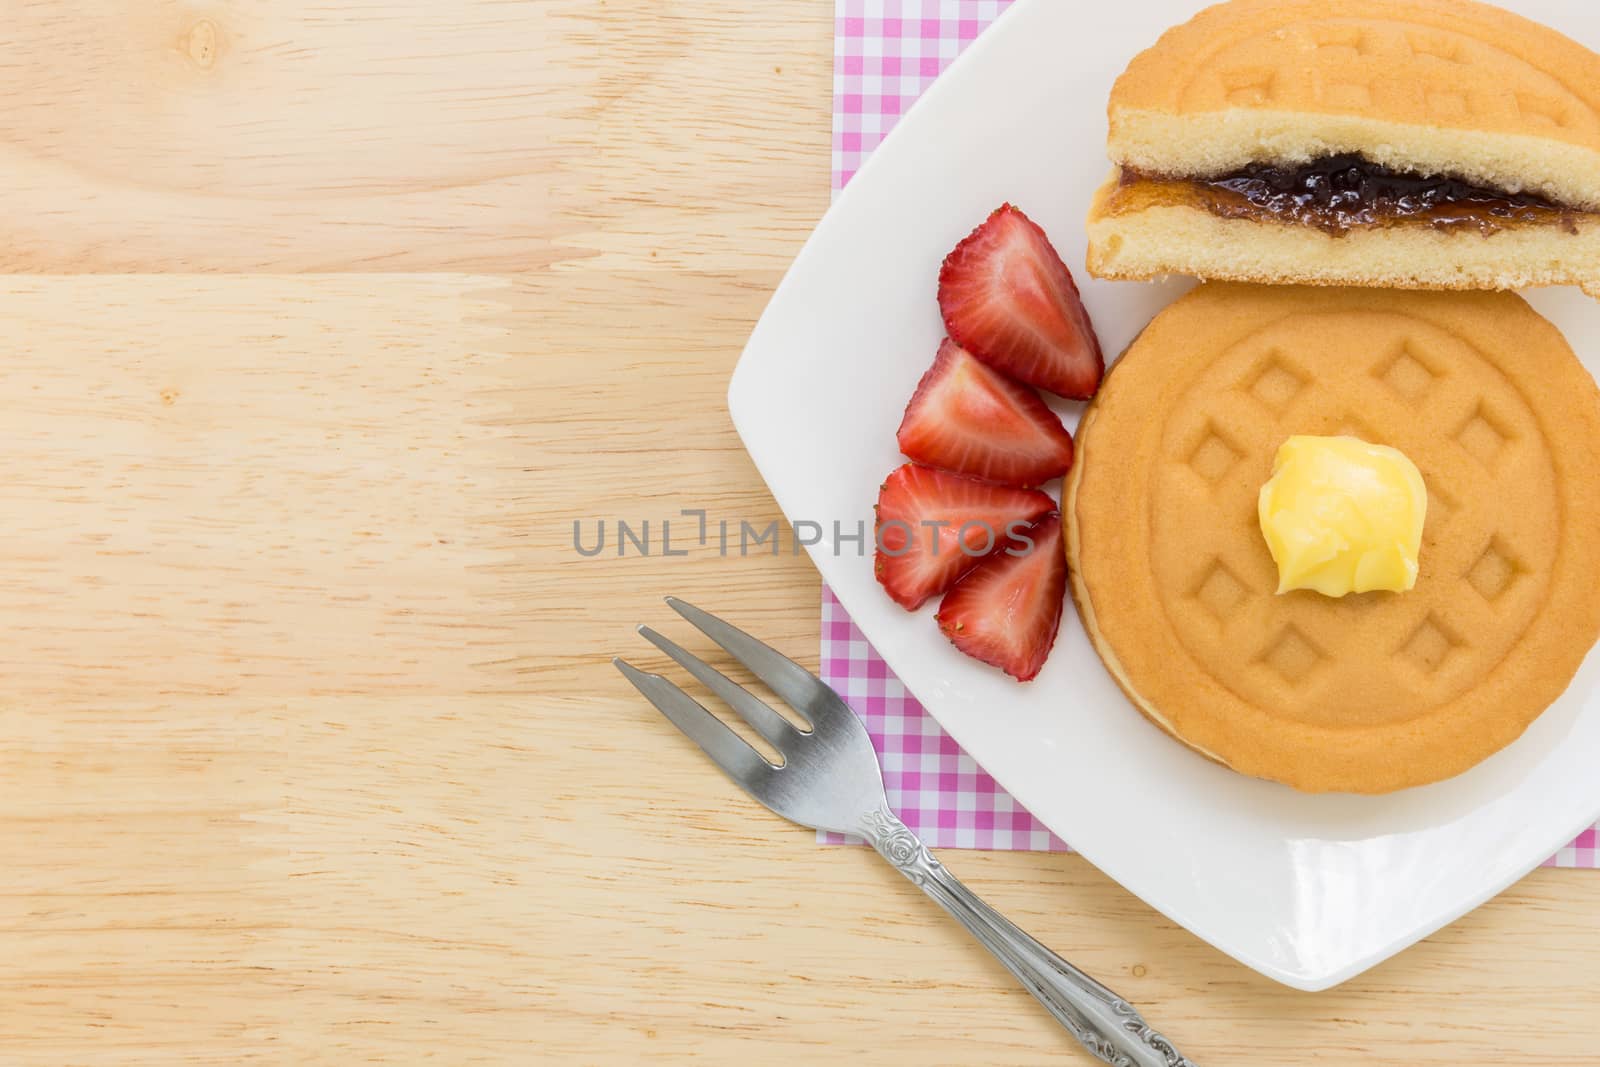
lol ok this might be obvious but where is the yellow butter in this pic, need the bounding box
[1257,435,1427,597]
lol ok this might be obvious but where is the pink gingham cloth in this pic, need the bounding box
[823,0,1598,868]
[820,588,1064,849]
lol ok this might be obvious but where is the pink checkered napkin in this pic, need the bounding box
[1549,828,1600,869]
[819,588,1065,850]
[823,0,1598,868]
[832,0,1015,190]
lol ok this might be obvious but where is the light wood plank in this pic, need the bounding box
[0,1,829,273]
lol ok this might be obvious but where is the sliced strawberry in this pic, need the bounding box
[874,463,1055,611]
[935,512,1066,682]
[937,204,1104,399]
[897,338,1074,487]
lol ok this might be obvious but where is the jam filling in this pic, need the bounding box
[1120,154,1579,236]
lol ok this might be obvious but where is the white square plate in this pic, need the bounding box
[728,0,1600,990]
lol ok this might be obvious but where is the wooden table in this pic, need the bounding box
[2,3,1595,1063]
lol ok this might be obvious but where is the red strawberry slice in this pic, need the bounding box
[938,204,1104,399]
[874,463,1055,611]
[897,338,1074,487]
[936,512,1067,682]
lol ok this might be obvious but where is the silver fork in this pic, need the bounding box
[615,597,1195,1067]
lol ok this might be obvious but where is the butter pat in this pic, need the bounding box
[1258,435,1427,596]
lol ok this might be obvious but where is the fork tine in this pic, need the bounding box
[613,658,776,785]
[665,598,837,723]
[637,626,807,748]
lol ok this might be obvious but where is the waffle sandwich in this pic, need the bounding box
[1085,0,1600,294]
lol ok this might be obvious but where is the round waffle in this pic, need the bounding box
[1066,284,1600,793]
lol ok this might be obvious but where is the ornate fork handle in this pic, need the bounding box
[859,806,1195,1067]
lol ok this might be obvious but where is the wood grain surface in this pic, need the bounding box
[0,2,1595,1064]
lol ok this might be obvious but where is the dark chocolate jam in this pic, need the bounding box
[1119,154,1578,236]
